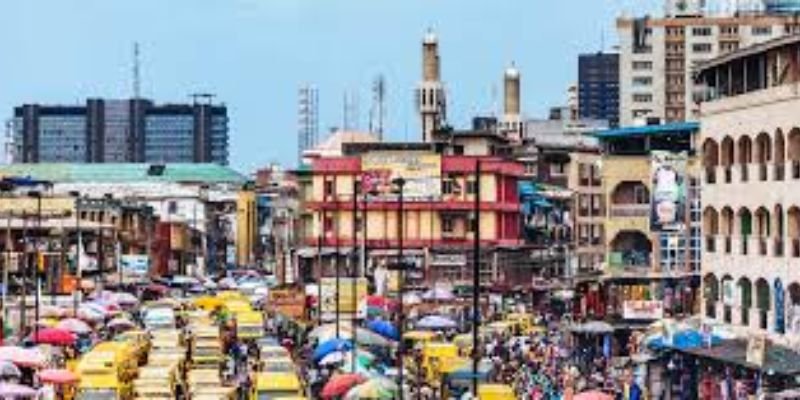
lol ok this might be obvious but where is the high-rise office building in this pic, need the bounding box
[578,52,620,128]
[11,98,229,165]
[617,9,800,126]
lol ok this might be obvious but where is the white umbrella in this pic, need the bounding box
[319,351,346,366]
[111,292,139,306]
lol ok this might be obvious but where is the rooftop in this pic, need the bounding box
[594,122,699,139]
[695,34,800,73]
[0,163,246,184]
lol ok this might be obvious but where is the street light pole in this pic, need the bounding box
[351,178,359,365]
[392,177,406,400]
[472,159,482,398]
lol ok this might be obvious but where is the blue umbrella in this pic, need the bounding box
[416,315,457,330]
[313,338,353,362]
[367,320,399,341]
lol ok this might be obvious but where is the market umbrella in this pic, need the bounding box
[313,339,353,363]
[0,347,45,368]
[0,361,20,380]
[0,382,36,398]
[319,351,347,366]
[30,328,76,346]
[344,377,398,400]
[107,317,136,331]
[422,286,455,301]
[40,305,66,319]
[574,390,614,400]
[416,315,457,330]
[402,292,422,306]
[56,318,92,334]
[354,329,394,348]
[111,292,138,306]
[366,320,399,341]
[321,373,367,399]
[38,369,79,385]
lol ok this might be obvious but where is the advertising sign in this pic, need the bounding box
[120,255,150,277]
[321,277,368,318]
[269,288,306,320]
[746,335,767,367]
[622,300,664,320]
[361,151,441,201]
[650,151,687,231]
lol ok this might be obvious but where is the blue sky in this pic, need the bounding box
[0,0,661,172]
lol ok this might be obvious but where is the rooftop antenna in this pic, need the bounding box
[133,42,141,99]
[298,84,319,164]
[369,75,386,141]
[490,83,498,118]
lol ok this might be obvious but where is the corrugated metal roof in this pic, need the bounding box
[594,122,699,139]
[0,163,246,184]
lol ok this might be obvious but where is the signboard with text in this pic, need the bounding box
[623,300,664,320]
[321,277,368,319]
[268,288,306,320]
[361,151,441,201]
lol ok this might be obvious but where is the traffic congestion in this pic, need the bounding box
[0,267,656,400]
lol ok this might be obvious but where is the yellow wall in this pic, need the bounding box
[236,190,257,266]
[0,197,75,214]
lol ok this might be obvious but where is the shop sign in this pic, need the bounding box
[268,288,306,320]
[431,254,466,266]
[622,300,664,320]
[746,335,767,367]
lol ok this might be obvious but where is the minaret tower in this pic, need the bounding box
[417,29,446,142]
[501,63,524,143]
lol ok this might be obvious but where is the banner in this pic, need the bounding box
[650,151,687,231]
[622,300,664,320]
[361,151,441,201]
[269,288,306,320]
[321,277,368,318]
[120,254,149,277]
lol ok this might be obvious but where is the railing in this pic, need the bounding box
[775,164,785,181]
[725,166,732,183]
[725,236,732,254]
[705,236,716,253]
[740,164,749,182]
[758,237,768,256]
[609,204,649,218]
[759,163,768,181]
[705,167,717,184]
[774,238,784,257]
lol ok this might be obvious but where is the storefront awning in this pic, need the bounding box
[680,339,800,376]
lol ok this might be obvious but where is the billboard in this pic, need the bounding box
[268,288,307,320]
[321,277,368,319]
[650,151,687,231]
[361,151,441,201]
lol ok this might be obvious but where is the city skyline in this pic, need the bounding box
[0,0,661,171]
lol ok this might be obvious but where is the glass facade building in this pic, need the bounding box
[11,98,228,165]
[578,52,620,128]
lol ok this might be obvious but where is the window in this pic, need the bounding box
[720,25,738,35]
[751,26,772,36]
[720,41,739,53]
[632,61,653,71]
[442,179,455,195]
[632,76,652,86]
[692,43,712,53]
[466,180,477,195]
[168,201,177,214]
[442,216,455,233]
[634,185,648,204]
[324,216,333,233]
[692,26,712,36]
[550,163,566,176]
[633,94,653,103]
[467,216,477,233]
[324,180,334,197]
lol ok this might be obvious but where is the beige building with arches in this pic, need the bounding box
[698,34,800,339]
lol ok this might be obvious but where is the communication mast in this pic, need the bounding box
[298,85,319,164]
[342,90,359,132]
[369,75,386,141]
[133,42,141,99]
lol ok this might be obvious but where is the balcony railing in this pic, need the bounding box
[705,236,716,253]
[740,164,749,182]
[705,167,717,184]
[758,237,768,256]
[759,164,768,181]
[775,164,785,181]
[609,204,649,218]
[774,238,784,257]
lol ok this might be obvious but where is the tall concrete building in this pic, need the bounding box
[698,34,800,339]
[578,52,620,128]
[416,30,446,143]
[11,98,229,165]
[617,8,800,126]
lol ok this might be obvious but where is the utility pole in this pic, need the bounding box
[393,177,406,400]
[472,160,482,398]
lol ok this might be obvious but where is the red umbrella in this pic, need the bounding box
[38,369,79,385]
[321,373,366,398]
[30,328,76,346]
[366,295,388,308]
